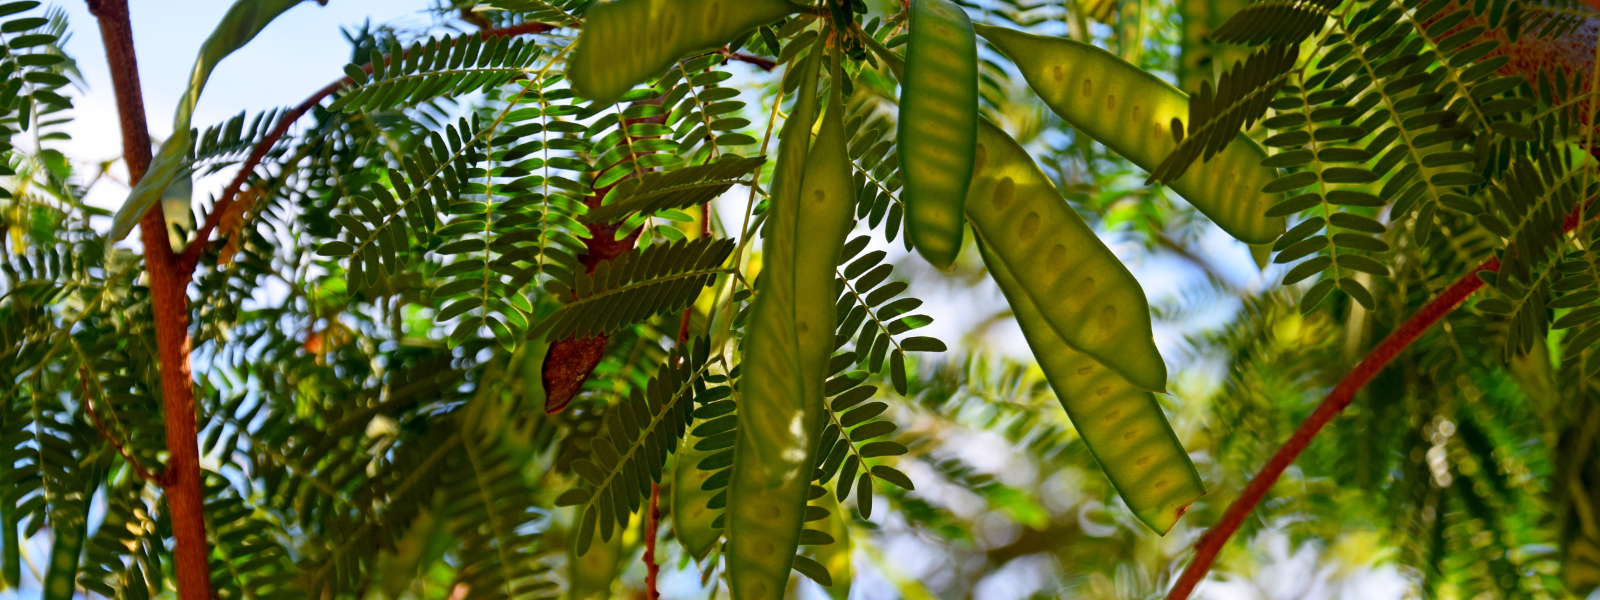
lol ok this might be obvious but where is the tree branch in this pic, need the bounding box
[178,21,558,272]
[87,1,211,597]
[1167,204,1593,599]
[644,483,662,598]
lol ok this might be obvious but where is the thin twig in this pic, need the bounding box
[1166,257,1493,599]
[644,483,662,599]
[725,51,778,72]
[178,21,558,272]
[1155,233,1230,287]
[1167,204,1593,599]
[80,369,166,486]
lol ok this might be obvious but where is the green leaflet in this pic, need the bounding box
[562,340,711,555]
[981,241,1204,534]
[568,0,801,106]
[532,237,737,340]
[520,337,549,412]
[582,155,768,224]
[806,489,852,599]
[159,173,193,252]
[898,0,977,270]
[974,24,1285,245]
[109,0,304,242]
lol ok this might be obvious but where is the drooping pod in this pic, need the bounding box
[867,35,1195,533]
[964,116,1169,392]
[793,53,860,432]
[567,511,627,599]
[569,0,801,106]
[980,232,1203,533]
[40,509,86,600]
[724,45,825,600]
[898,0,979,269]
[975,24,1284,245]
[865,35,1167,392]
[672,427,724,561]
[780,50,858,593]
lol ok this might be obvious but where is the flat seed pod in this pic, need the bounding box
[673,428,726,560]
[567,511,627,600]
[795,53,860,415]
[976,24,1284,245]
[40,510,86,600]
[725,47,826,600]
[981,242,1204,534]
[569,0,801,106]
[899,0,978,269]
[966,117,1169,392]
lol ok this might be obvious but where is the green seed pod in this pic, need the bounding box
[898,0,978,269]
[976,24,1284,245]
[673,427,724,561]
[981,240,1204,533]
[725,44,826,600]
[794,53,860,429]
[865,35,1167,391]
[567,511,627,599]
[569,0,801,106]
[965,117,1169,392]
[40,509,86,600]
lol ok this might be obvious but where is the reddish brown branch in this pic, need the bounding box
[1165,256,1496,599]
[725,51,778,72]
[1168,205,1592,598]
[87,1,211,598]
[644,483,662,598]
[81,370,166,485]
[178,21,558,273]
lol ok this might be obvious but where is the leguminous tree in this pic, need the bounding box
[3,0,1600,597]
